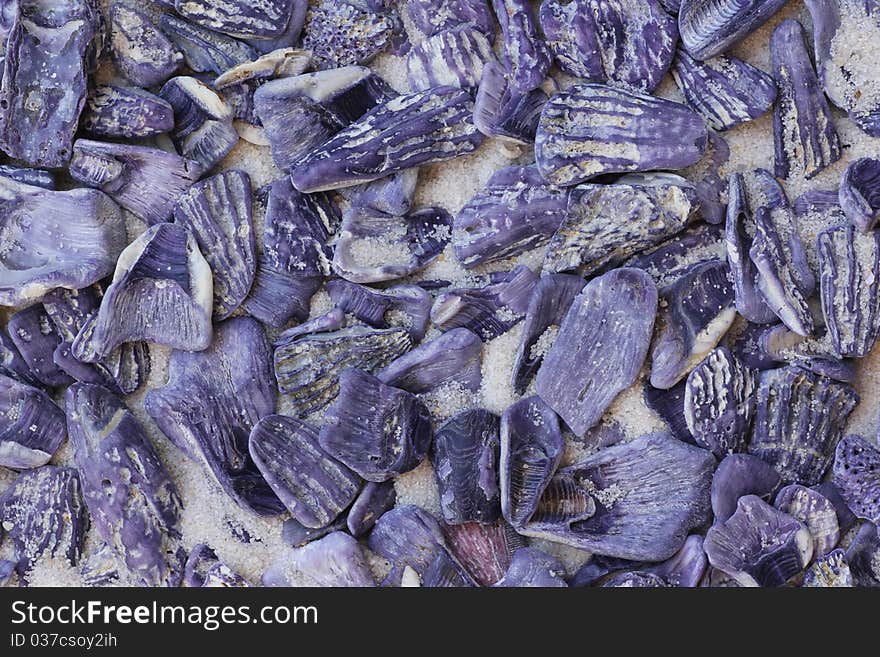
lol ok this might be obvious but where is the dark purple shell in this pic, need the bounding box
[494,547,568,587]
[7,305,73,388]
[406,25,495,92]
[625,222,724,288]
[679,0,789,60]
[144,317,283,517]
[644,380,693,444]
[175,0,294,39]
[81,85,175,139]
[833,435,880,525]
[774,484,840,557]
[159,13,258,75]
[326,280,430,341]
[839,158,880,233]
[647,534,707,587]
[473,60,548,144]
[376,328,483,394]
[492,0,551,93]
[444,520,525,586]
[110,5,183,87]
[845,520,880,586]
[347,480,396,538]
[0,374,66,470]
[0,329,40,387]
[711,453,782,523]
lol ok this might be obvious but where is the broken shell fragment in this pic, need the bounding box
[263,531,374,587]
[7,305,73,388]
[839,158,880,232]
[406,25,495,92]
[159,13,258,75]
[68,139,201,226]
[400,0,495,42]
[110,5,183,87]
[301,0,400,68]
[66,384,184,587]
[679,0,789,60]
[803,548,853,587]
[145,318,283,517]
[0,374,66,470]
[625,222,725,288]
[0,165,55,190]
[648,534,707,587]
[602,572,669,587]
[521,433,715,561]
[844,520,880,586]
[832,435,880,525]
[535,83,708,187]
[493,547,568,587]
[173,170,256,319]
[326,280,431,341]
[748,366,859,486]
[81,85,175,139]
[249,414,360,528]
[336,169,420,218]
[347,480,396,538]
[499,396,564,528]
[213,48,312,89]
[711,453,782,523]
[704,495,813,587]
[444,520,525,586]
[472,60,548,144]
[492,0,552,93]
[774,484,840,557]
[536,268,658,437]
[0,329,39,387]
[175,0,295,39]
[644,381,693,444]
[376,328,483,394]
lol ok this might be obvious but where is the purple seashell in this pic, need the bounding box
[625,222,725,288]
[473,60,548,144]
[243,1,308,53]
[692,132,731,226]
[263,531,374,587]
[710,453,781,523]
[0,466,86,574]
[511,273,585,395]
[535,84,708,186]
[803,548,853,587]
[0,177,126,307]
[795,188,843,215]
[0,329,39,387]
[320,368,432,482]
[774,484,840,557]
[833,435,880,525]
[336,169,419,218]
[794,355,857,384]
[213,48,312,89]
[431,266,539,341]
[183,544,219,587]
[110,5,183,88]
[0,374,66,470]
[81,85,175,139]
[499,396,564,528]
[522,433,715,561]
[748,366,859,486]
[301,0,400,68]
[376,328,483,394]
[249,414,360,527]
[602,571,669,587]
[8,306,73,388]
[400,0,494,41]
[704,494,813,587]
[569,555,639,587]
[243,179,338,327]
[145,318,283,517]
[0,0,96,167]
[0,165,55,190]
[273,326,412,416]
[537,268,657,437]
[160,76,238,171]
[76,223,213,359]
[406,25,494,92]
[326,280,431,342]
[69,140,202,226]
[539,0,678,94]
[544,175,700,276]
[432,409,501,525]
[175,0,294,39]
[80,543,120,587]
[646,535,707,587]
[814,480,858,534]
[333,207,453,284]
[281,515,346,547]
[159,13,258,75]
[173,170,255,319]
[367,505,476,587]
[650,261,737,390]
[254,67,393,173]
[492,0,551,93]
[771,19,842,180]
[845,521,880,586]
[454,165,570,269]
[274,310,346,346]
[679,0,789,60]
[66,384,184,587]
[804,0,880,137]
[671,50,777,131]
[444,520,525,586]
[291,86,483,193]
[644,380,693,443]
[684,346,756,457]
[817,223,880,357]
[839,158,880,232]
[347,480,396,538]
[494,547,568,587]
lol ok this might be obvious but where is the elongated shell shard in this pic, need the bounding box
[78,223,213,359]
[444,520,525,586]
[0,374,66,470]
[376,328,483,394]
[671,50,777,131]
[249,414,360,528]
[648,534,707,587]
[327,281,430,341]
[805,0,880,136]
[336,169,419,218]
[263,531,374,587]
[839,158,880,232]
[748,366,859,486]
[537,268,658,437]
[692,132,731,225]
[535,83,708,187]
[500,396,564,528]
[0,329,40,387]
[291,86,484,193]
[679,0,789,60]
[473,60,547,144]
[539,0,678,93]
[66,384,184,587]
[522,433,715,561]
[833,434,880,525]
[0,178,126,307]
[0,165,55,190]
[173,170,256,319]
[347,480,396,538]
[684,347,756,457]
[545,177,699,277]
[771,19,842,180]
[82,85,175,139]
[625,222,725,288]
[803,548,853,587]
[512,273,585,395]
[494,548,568,587]
[0,0,96,167]
[175,0,294,39]
[401,0,494,42]
[406,25,495,92]
[8,305,73,388]
[159,13,258,75]
[845,519,880,585]
[492,0,551,93]
[110,5,182,87]
[301,0,400,68]
[774,484,840,557]
[145,318,282,517]
[69,140,202,226]
[0,466,87,573]
[273,326,412,416]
